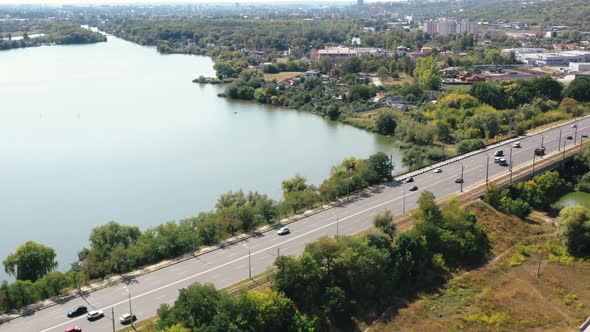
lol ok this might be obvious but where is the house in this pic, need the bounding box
[439,66,462,78]
[410,51,426,59]
[304,70,321,77]
[240,48,252,54]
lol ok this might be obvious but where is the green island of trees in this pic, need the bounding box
[0,23,106,51]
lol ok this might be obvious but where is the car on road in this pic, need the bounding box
[583,133,588,138]
[119,313,137,325]
[494,150,504,157]
[572,124,577,128]
[455,178,464,183]
[409,185,418,191]
[498,158,508,166]
[67,306,87,318]
[87,310,104,321]
[513,142,521,148]
[277,226,290,235]
[534,147,546,156]
[567,135,573,140]
[65,327,82,332]
[405,177,414,183]
[434,168,442,173]
[494,156,501,163]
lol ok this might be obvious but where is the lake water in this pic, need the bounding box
[0,35,401,280]
[552,192,590,210]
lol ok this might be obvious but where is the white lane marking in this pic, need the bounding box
[38,118,590,332]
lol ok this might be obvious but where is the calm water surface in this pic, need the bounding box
[552,192,590,210]
[0,35,401,279]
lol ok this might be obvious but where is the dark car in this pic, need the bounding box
[409,185,418,191]
[455,178,464,183]
[67,306,87,318]
[583,133,588,138]
[534,147,546,156]
[405,177,414,183]
[567,135,573,140]
[494,150,504,157]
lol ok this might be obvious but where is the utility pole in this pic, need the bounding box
[509,146,513,183]
[277,247,280,257]
[531,152,536,179]
[558,129,562,151]
[111,307,115,332]
[581,135,585,152]
[562,138,567,169]
[485,155,489,185]
[336,215,339,236]
[402,189,406,214]
[575,125,578,144]
[248,246,251,279]
[541,135,544,148]
[460,165,464,192]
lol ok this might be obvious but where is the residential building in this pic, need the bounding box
[422,19,479,36]
[569,62,590,72]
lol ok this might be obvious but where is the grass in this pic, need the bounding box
[367,201,590,332]
[263,71,303,81]
[381,72,414,86]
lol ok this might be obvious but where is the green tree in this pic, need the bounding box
[373,210,396,239]
[367,152,393,181]
[413,56,440,90]
[563,76,590,102]
[375,109,397,135]
[340,57,362,74]
[377,66,388,81]
[469,82,506,109]
[3,241,58,282]
[558,206,590,257]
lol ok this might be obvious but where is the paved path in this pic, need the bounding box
[2,116,589,332]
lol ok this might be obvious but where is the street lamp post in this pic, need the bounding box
[124,286,136,331]
[402,189,406,214]
[192,226,198,257]
[485,155,489,185]
[336,215,339,237]
[541,135,544,149]
[575,125,578,144]
[531,151,536,179]
[460,165,464,192]
[562,138,567,169]
[558,129,562,151]
[243,244,251,280]
[509,146,513,183]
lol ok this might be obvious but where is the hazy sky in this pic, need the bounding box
[0,0,352,4]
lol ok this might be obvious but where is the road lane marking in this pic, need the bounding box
[37,117,590,332]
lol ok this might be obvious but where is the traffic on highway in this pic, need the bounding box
[2,116,589,332]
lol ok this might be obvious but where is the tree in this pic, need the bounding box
[373,210,396,238]
[413,56,440,90]
[563,76,590,102]
[3,241,58,282]
[367,152,393,181]
[456,139,485,154]
[377,66,388,81]
[326,104,340,120]
[558,206,590,257]
[340,57,362,74]
[375,109,397,135]
[469,82,506,109]
[415,191,444,225]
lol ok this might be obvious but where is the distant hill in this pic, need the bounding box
[460,0,590,30]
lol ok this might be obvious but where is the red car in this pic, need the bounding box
[65,327,82,332]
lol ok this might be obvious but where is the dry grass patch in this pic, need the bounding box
[367,202,590,332]
[263,71,303,81]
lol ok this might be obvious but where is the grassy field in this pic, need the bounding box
[382,72,414,86]
[263,71,304,81]
[367,201,590,332]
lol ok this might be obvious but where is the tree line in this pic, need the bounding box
[156,191,488,331]
[0,153,392,313]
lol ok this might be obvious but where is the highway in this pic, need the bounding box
[2,116,589,332]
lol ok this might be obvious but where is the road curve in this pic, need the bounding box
[2,116,589,332]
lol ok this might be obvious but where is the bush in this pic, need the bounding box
[456,139,485,154]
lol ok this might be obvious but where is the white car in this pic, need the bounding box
[513,142,521,148]
[277,226,290,235]
[87,310,104,321]
[119,313,136,324]
[434,168,442,173]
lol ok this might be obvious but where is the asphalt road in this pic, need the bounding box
[2,116,589,332]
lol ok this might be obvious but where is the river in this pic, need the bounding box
[0,34,401,280]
